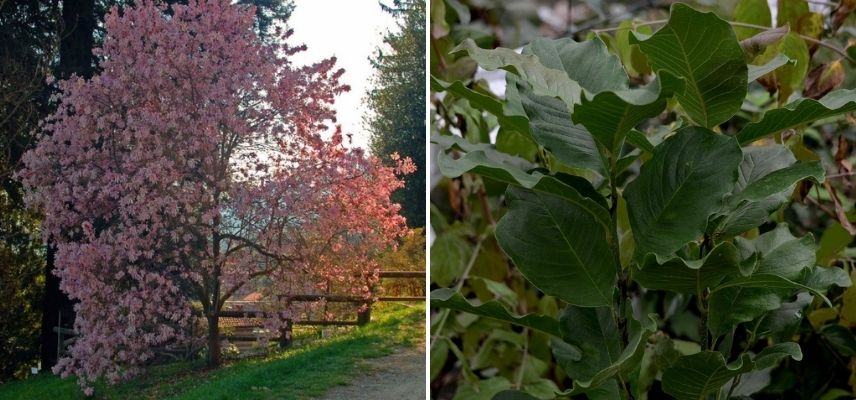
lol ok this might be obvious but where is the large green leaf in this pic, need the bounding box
[662,352,754,400]
[625,127,742,258]
[756,293,813,341]
[711,273,833,306]
[571,72,682,154]
[451,39,581,108]
[495,186,616,306]
[708,225,820,334]
[433,135,608,208]
[662,346,802,400]
[740,225,816,279]
[738,89,856,144]
[526,37,628,96]
[632,3,748,128]
[708,285,784,336]
[731,161,824,205]
[715,145,801,236]
[430,288,562,337]
[553,307,658,395]
[551,306,620,382]
[431,76,530,134]
[748,54,793,83]
[517,83,606,175]
[633,242,741,294]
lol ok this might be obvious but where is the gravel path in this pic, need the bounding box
[318,346,425,400]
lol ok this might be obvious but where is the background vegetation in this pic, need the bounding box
[429,0,856,399]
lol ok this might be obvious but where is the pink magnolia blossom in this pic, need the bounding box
[18,0,412,393]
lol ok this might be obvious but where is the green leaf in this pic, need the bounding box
[451,39,581,108]
[716,145,801,236]
[551,306,620,382]
[432,77,530,134]
[571,72,683,154]
[711,273,833,307]
[729,160,824,204]
[661,352,755,400]
[821,325,856,356]
[741,224,816,280]
[738,89,856,144]
[632,3,748,128]
[492,391,540,400]
[817,222,854,266]
[748,54,793,83]
[554,308,658,395]
[777,0,810,31]
[613,20,653,78]
[431,338,450,380]
[430,288,562,337]
[708,225,820,335]
[495,186,616,306]
[754,342,803,369]
[733,0,772,41]
[800,265,852,291]
[709,285,785,336]
[756,293,813,341]
[433,135,608,207]
[625,127,742,258]
[633,242,741,294]
[626,129,655,153]
[455,376,513,400]
[431,229,472,287]
[496,128,538,162]
[756,32,809,102]
[526,37,628,96]
[517,83,606,175]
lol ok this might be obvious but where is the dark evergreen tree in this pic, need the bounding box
[365,0,425,227]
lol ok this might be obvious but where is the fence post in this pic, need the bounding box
[357,303,371,326]
[279,319,293,348]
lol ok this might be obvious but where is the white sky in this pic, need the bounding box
[289,0,397,152]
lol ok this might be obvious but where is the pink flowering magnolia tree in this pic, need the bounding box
[18,0,413,392]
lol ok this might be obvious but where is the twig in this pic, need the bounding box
[591,19,666,33]
[515,328,529,389]
[806,0,838,7]
[827,171,856,179]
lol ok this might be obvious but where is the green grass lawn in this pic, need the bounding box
[0,303,424,400]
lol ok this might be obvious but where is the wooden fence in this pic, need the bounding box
[218,270,425,350]
[54,271,426,358]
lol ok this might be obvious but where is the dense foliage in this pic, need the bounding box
[18,0,412,393]
[0,0,297,379]
[430,1,856,399]
[366,0,427,227]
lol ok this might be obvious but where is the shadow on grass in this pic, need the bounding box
[0,303,424,400]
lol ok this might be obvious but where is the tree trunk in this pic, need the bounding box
[206,314,221,367]
[38,247,73,370]
[58,0,95,80]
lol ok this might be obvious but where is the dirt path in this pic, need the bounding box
[318,346,425,400]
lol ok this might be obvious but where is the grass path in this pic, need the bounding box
[0,303,424,400]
